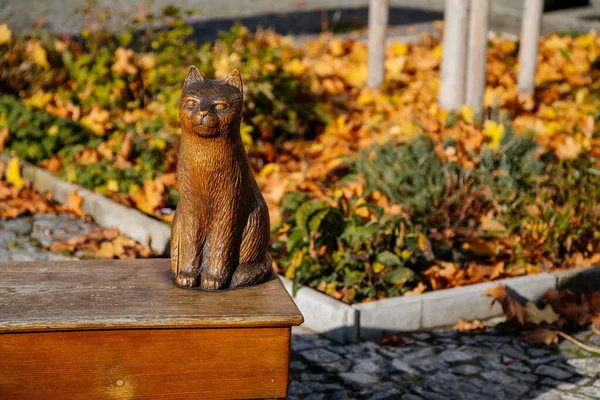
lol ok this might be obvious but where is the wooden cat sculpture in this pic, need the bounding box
[170,66,273,290]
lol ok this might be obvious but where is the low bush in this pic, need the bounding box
[276,123,600,303]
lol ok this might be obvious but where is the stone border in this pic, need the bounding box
[5,157,598,343]
[282,267,599,342]
[1,156,171,255]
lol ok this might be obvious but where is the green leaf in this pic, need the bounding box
[341,225,378,246]
[281,191,310,212]
[308,208,330,232]
[376,251,402,267]
[343,268,365,287]
[296,199,328,235]
[286,227,305,253]
[384,266,415,286]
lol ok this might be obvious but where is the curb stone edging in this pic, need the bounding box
[280,278,358,343]
[283,267,600,343]
[6,157,599,343]
[1,156,171,255]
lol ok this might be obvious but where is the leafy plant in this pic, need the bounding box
[0,95,91,162]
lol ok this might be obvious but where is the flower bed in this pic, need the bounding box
[1,7,599,304]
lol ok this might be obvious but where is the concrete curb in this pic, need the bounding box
[280,278,357,343]
[1,156,171,255]
[284,267,600,342]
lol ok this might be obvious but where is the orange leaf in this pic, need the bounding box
[484,284,526,325]
[453,318,487,332]
[66,189,85,218]
[0,127,8,153]
[522,328,559,345]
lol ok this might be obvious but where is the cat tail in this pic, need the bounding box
[170,208,181,277]
[230,253,274,288]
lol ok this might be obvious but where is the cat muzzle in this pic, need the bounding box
[196,113,219,128]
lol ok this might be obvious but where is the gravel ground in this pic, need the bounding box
[1,214,599,400]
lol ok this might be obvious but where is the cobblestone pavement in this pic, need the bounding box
[0,213,93,262]
[289,327,600,400]
[2,215,599,400]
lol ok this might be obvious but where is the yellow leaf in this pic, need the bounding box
[95,242,115,259]
[461,105,474,124]
[33,46,50,69]
[417,233,434,261]
[329,38,345,57]
[240,122,253,148]
[432,44,443,60]
[107,179,120,192]
[285,58,305,75]
[343,64,367,88]
[357,92,375,105]
[390,42,408,56]
[373,262,385,274]
[47,125,59,136]
[24,91,53,109]
[126,184,139,196]
[285,250,305,280]
[544,35,569,50]
[284,265,296,280]
[80,105,110,136]
[576,88,589,104]
[541,107,557,120]
[65,167,77,183]
[0,24,12,46]
[484,120,504,149]
[575,34,594,49]
[6,157,23,188]
[259,163,278,177]
[525,302,559,325]
[148,137,166,150]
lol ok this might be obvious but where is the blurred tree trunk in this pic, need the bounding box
[465,0,490,123]
[438,0,470,111]
[518,0,544,97]
[367,0,389,89]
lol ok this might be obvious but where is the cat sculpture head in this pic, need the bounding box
[179,66,243,139]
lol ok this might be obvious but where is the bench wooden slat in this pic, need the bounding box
[0,259,303,333]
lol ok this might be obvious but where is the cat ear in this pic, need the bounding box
[184,65,204,88]
[224,69,243,93]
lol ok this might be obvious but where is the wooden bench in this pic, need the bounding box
[0,259,303,399]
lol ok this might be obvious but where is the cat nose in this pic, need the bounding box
[195,111,208,124]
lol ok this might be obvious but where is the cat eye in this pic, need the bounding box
[184,98,199,107]
[214,102,228,111]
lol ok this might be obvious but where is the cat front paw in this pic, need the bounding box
[201,273,226,290]
[175,272,199,288]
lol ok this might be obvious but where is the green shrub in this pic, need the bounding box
[272,192,424,303]
[0,95,91,163]
[278,123,600,303]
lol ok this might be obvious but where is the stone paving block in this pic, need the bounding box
[353,294,422,340]
[281,277,357,343]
